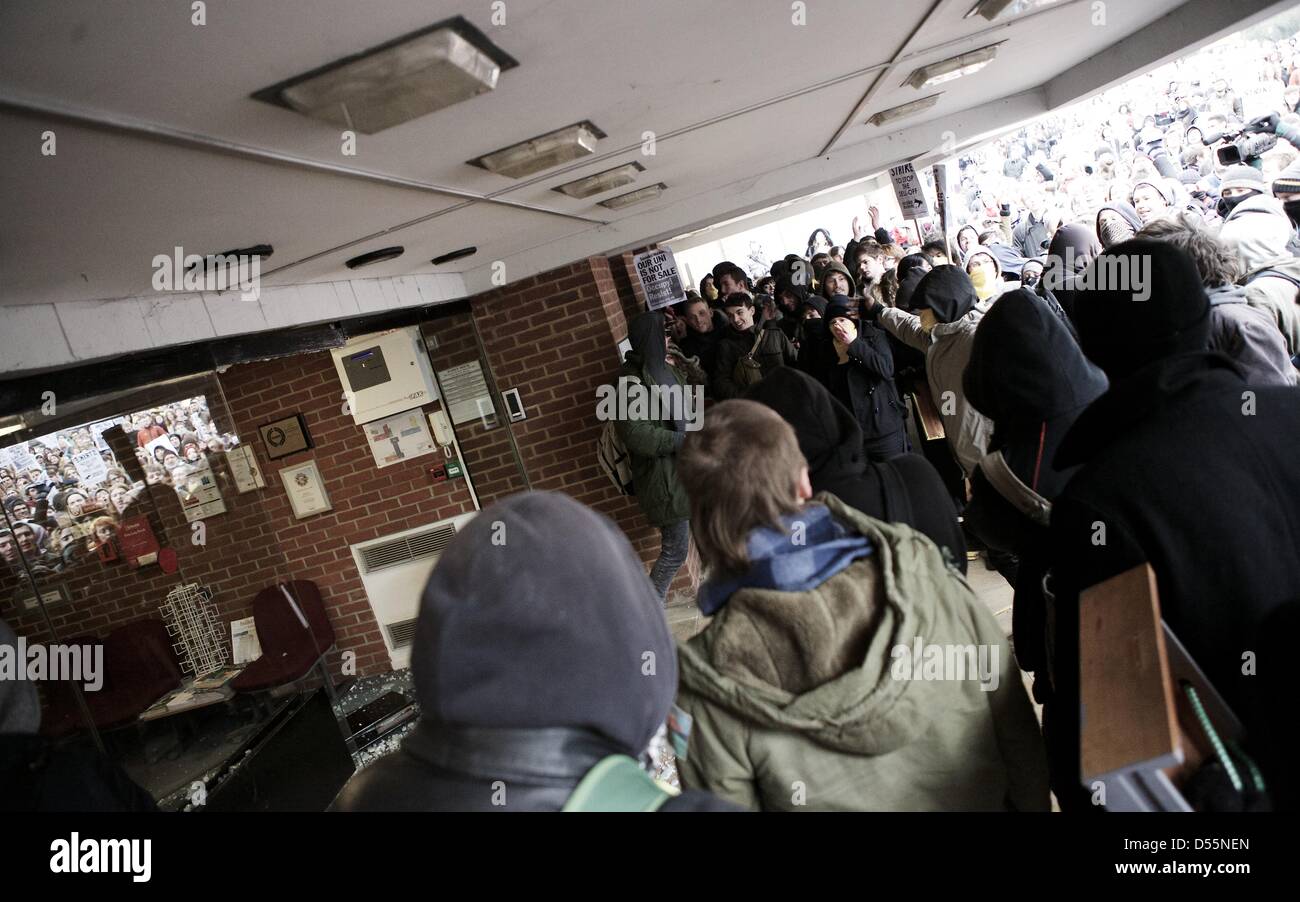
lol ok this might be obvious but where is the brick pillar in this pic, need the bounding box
[470,256,697,596]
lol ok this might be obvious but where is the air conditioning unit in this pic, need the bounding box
[349,512,478,670]
[331,326,439,425]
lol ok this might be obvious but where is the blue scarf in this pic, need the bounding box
[697,504,873,615]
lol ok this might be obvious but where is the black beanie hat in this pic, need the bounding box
[825,295,856,323]
[413,492,676,755]
[874,227,893,246]
[911,265,978,324]
[1071,239,1211,379]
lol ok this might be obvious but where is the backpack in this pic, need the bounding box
[562,755,674,812]
[732,329,767,390]
[597,419,636,496]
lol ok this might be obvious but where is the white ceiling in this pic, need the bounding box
[0,0,1286,318]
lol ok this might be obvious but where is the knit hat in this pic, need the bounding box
[1071,239,1211,379]
[1219,165,1266,197]
[825,295,856,323]
[1220,196,1294,272]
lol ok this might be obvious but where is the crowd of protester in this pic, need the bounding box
[0,398,232,577]
[9,33,1300,816]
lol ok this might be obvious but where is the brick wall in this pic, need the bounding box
[2,252,694,694]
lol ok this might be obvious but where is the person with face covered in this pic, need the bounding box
[616,312,693,599]
[963,247,1005,304]
[1039,224,1102,331]
[1095,201,1143,249]
[874,266,992,479]
[1045,240,1300,810]
[324,492,742,813]
[820,296,906,462]
[962,289,1108,704]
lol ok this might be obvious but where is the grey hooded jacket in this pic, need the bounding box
[1206,284,1298,386]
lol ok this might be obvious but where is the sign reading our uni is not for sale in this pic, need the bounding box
[633,247,686,311]
[889,162,931,220]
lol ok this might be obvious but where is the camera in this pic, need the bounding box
[1205,124,1279,165]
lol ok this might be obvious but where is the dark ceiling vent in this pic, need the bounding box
[346,247,405,269]
[431,246,477,265]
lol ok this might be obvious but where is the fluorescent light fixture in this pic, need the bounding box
[867,94,942,127]
[0,420,25,439]
[552,162,645,198]
[965,0,1061,21]
[905,44,1000,89]
[469,122,604,179]
[598,183,667,210]
[254,17,517,134]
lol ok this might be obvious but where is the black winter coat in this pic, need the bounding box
[712,320,797,400]
[1045,352,1300,810]
[330,722,739,812]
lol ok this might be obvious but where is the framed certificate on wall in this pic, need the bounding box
[279,460,332,519]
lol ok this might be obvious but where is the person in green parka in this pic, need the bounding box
[672,399,1049,811]
[615,311,693,599]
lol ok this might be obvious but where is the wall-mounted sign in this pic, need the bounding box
[633,247,686,311]
[225,445,266,493]
[174,457,226,523]
[258,413,313,460]
[365,409,437,469]
[280,460,332,519]
[439,360,493,426]
[119,515,161,567]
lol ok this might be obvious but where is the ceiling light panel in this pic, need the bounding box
[598,183,666,210]
[254,18,517,134]
[469,122,605,179]
[552,162,645,198]
[905,44,1001,89]
[867,94,942,127]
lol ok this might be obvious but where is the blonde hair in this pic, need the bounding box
[677,400,806,576]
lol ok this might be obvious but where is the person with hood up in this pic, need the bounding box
[962,289,1108,704]
[1219,195,1300,358]
[1,618,157,811]
[773,274,809,342]
[1130,177,1178,225]
[744,366,965,571]
[1039,223,1102,329]
[1045,240,1300,810]
[617,312,693,598]
[331,492,742,812]
[672,400,1048,811]
[712,293,798,400]
[874,266,993,478]
[955,224,982,264]
[818,259,856,302]
[963,246,1006,304]
[1095,201,1143,249]
[1139,211,1296,386]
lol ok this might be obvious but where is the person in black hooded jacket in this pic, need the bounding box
[1045,240,1300,811]
[962,289,1108,702]
[331,492,742,812]
[821,296,907,461]
[744,367,965,572]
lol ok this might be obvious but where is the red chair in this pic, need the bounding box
[38,633,101,738]
[86,618,183,730]
[231,580,335,694]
